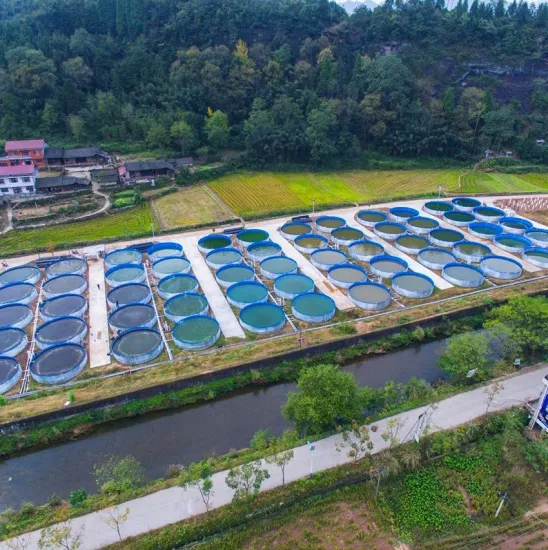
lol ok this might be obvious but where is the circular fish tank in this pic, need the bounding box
[0,327,27,357]
[105,264,145,288]
[260,256,298,279]
[104,248,142,268]
[348,282,391,310]
[294,233,329,254]
[0,356,21,394]
[480,256,523,280]
[227,281,269,309]
[315,216,345,233]
[525,229,548,248]
[236,229,269,248]
[0,282,37,306]
[423,201,453,216]
[111,328,163,365]
[331,226,364,246]
[473,206,505,223]
[328,264,367,288]
[147,242,184,260]
[374,222,406,241]
[395,235,429,255]
[0,265,41,286]
[240,303,285,334]
[523,247,548,268]
[164,293,209,322]
[429,228,464,248]
[198,234,232,253]
[392,272,434,299]
[157,274,199,299]
[0,304,32,329]
[35,316,87,349]
[40,294,87,321]
[109,303,157,332]
[417,248,456,270]
[494,235,532,253]
[274,274,314,299]
[348,240,384,262]
[443,210,475,227]
[291,292,336,323]
[499,217,532,236]
[280,222,312,240]
[107,283,151,309]
[370,255,408,279]
[453,241,491,263]
[468,222,503,240]
[389,206,419,223]
[205,248,242,270]
[151,256,191,279]
[43,274,88,297]
[172,315,221,350]
[310,248,347,270]
[45,258,86,279]
[247,242,282,262]
[30,343,87,384]
[442,263,484,287]
[452,197,481,212]
[407,216,439,235]
[215,264,255,288]
[356,210,387,228]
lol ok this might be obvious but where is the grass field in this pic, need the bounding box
[459,172,547,193]
[0,203,156,255]
[153,186,233,229]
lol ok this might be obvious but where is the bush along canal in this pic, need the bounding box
[0,316,488,511]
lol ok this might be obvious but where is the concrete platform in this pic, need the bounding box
[177,236,245,339]
[263,222,355,311]
[340,214,454,290]
[88,259,111,368]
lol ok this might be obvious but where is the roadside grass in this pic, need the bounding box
[153,186,232,229]
[0,204,156,256]
[518,173,548,188]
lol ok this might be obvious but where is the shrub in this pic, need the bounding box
[68,489,87,507]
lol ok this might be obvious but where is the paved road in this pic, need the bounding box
[3,365,546,550]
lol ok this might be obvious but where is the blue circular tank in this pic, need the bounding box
[480,255,522,280]
[274,274,315,299]
[473,206,505,223]
[315,216,345,234]
[280,222,312,240]
[417,248,455,270]
[452,197,481,212]
[197,234,232,253]
[0,282,37,305]
[105,264,145,288]
[395,235,429,255]
[328,264,367,288]
[369,255,408,279]
[35,316,88,349]
[172,315,221,350]
[157,274,199,299]
[374,222,406,241]
[40,294,87,321]
[0,303,32,329]
[294,233,329,254]
[164,293,209,322]
[205,247,242,270]
[291,292,336,323]
[45,257,86,279]
[107,283,151,309]
[151,256,191,279]
[429,228,464,248]
[247,241,282,262]
[331,226,364,246]
[0,265,41,286]
[442,263,484,287]
[240,303,285,334]
[522,247,548,268]
[453,241,491,263]
[260,256,298,279]
[236,229,269,248]
[226,282,269,309]
[109,303,157,332]
[147,242,184,260]
[494,234,532,253]
[443,210,475,227]
[111,328,163,365]
[389,206,419,223]
[0,356,21,394]
[348,282,391,310]
[423,201,453,216]
[525,228,548,248]
[43,274,88,297]
[348,240,384,261]
[407,216,439,235]
[499,217,532,235]
[215,264,254,288]
[0,327,27,357]
[31,343,87,384]
[392,272,434,299]
[104,248,142,268]
[356,210,387,228]
[468,222,503,240]
[310,248,347,270]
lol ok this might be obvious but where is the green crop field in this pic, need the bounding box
[0,203,156,255]
[459,172,544,193]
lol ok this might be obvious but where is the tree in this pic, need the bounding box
[68,115,85,144]
[283,364,365,433]
[370,450,401,496]
[225,462,270,502]
[94,455,144,494]
[38,522,83,550]
[306,102,338,165]
[4,535,31,550]
[146,123,169,149]
[62,58,93,88]
[484,381,505,413]
[179,460,215,511]
[205,109,229,150]
[101,507,130,541]
[438,332,492,382]
[250,429,296,485]
[41,103,59,134]
[170,120,195,155]
[336,422,375,461]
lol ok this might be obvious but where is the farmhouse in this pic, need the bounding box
[1,139,48,168]
[35,175,91,193]
[165,157,194,169]
[90,168,119,187]
[45,147,109,167]
[0,164,39,195]
[118,160,174,182]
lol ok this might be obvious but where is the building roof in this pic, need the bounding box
[35,176,91,189]
[165,157,194,168]
[0,165,36,177]
[90,169,118,183]
[125,160,174,172]
[63,147,108,159]
[5,139,46,151]
[44,147,65,159]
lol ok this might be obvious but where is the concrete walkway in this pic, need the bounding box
[263,221,355,311]
[340,212,453,290]
[4,365,546,550]
[178,235,245,339]
[87,260,111,368]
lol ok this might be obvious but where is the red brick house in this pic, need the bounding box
[2,139,48,168]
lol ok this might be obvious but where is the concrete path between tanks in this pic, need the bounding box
[177,235,245,339]
[4,364,546,550]
[262,221,355,311]
[340,213,453,290]
[87,259,111,368]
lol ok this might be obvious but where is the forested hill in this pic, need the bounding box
[0,0,547,165]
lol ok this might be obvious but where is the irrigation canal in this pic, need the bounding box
[0,338,446,510]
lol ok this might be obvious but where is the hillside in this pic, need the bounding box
[0,0,546,165]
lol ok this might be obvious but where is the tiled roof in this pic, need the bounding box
[0,165,36,176]
[125,160,174,172]
[35,176,90,189]
[5,139,46,150]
